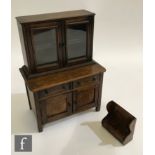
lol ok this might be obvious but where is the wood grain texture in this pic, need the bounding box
[96,73,103,111]
[17,10,95,76]
[16,10,95,23]
[24,64,105,132]
[25,63,106,92]
[102,101,136,145]
[18,10,106,132]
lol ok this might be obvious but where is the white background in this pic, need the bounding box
[2,0,144,154]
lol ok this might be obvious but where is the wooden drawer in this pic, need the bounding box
[73,75,99,88]
[38,83,71,98]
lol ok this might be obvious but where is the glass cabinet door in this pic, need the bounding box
[65,19,92,65]
[28,18,93,73]
[67,24,87,59]
[32,28,58,66]
[30,23,61,72]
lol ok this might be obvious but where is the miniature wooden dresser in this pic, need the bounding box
[17,10,106,132]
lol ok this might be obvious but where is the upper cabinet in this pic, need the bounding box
[16,10,95,77]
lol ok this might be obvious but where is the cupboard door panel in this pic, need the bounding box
[46,95,67,116]
[40,93,72,123]
[76,88,95,106]
[73,85,99,112]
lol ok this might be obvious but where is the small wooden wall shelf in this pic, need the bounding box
[17,10,106,132]
[102,101,136,145]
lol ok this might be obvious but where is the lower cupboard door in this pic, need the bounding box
[40,93,72,123]
[73,85,99,112]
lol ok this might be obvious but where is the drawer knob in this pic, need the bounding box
[44,90,48,94]
[92,77,96,81]
[62,85,66,89]
[77,81,80,86]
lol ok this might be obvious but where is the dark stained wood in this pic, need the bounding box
[16,10,95,23]
[24,66,105,132]
[27,87,43,132]
[73,85,99,112]
[25,84,32,110]
[73,74,99,88]
[20,61,95,80]
[40,93,72,124]
[38,83,71,99]
[29,21,62,73]
[17,10,106,132]
[102,101,136,145]
[26,63,106,92]
[64,16,93,66]
[33,93,43,132]
[16,10,95,77]
[96,73,103,111]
